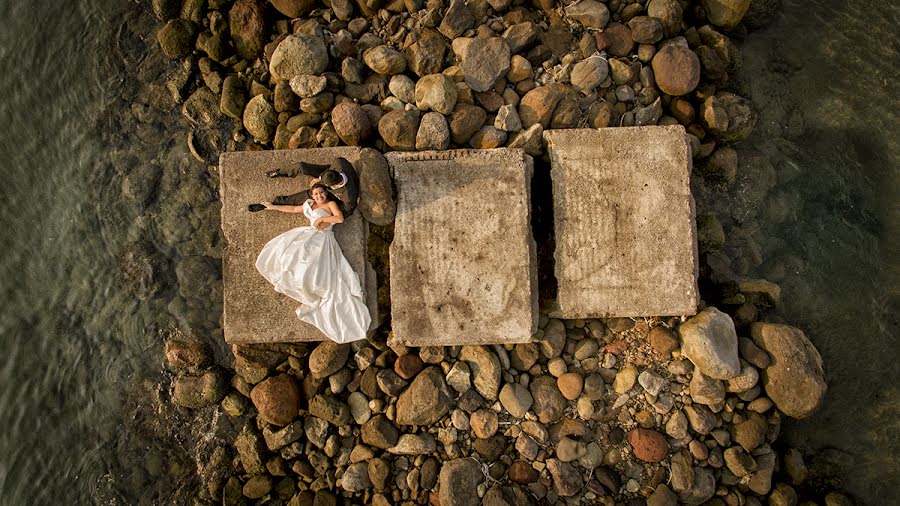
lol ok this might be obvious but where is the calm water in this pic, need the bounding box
[0,0,896,504]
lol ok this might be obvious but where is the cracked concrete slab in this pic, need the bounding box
[387,149,538,346]
[544,126,699,318]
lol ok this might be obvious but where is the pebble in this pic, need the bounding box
[628,428,668,462]
[547,357,568,377]
[530,375,566,424]
[470,409,499,438]
[638,370,666,396]
[460,345,502,400]
[446,360,472,393]
[613,365,637,394]
[557,437,586,462]
[557,372,584,400]
[499,382,533,418]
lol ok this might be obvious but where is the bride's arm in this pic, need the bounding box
[261,201,304,213]
[313,202,344,227]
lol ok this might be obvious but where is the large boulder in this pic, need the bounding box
[363,45,407,76]
[249,374,301,426]
[229,0,266,59]
[331,102,371,145]
[750,322,826,418]
[678,307,740,379]
[356,148,396,225]
[415,73,458,115]
[518,83,567,128]
[269,34,328,81]
[403,28,447,77]
[652,45,701,96]
[395,367,453,425]
[173,368,228,408]
[378,109,419,151]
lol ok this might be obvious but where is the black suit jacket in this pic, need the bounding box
[275,158,359,217]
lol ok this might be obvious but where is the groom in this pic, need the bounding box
[249,157,360,216]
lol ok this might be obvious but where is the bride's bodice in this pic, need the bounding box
[303,200,333,229]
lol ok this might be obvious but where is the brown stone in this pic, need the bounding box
[331,102,371,146]
[751,322,826,418]
[378,109,419,151]
[518,83,567,128]
[557,372,584,400]
[508,461,539,484]
[651,45,701,96]
[394,353,424,380]
[250,374,301,426]
[596,23,634,57]
[627,428,668,462]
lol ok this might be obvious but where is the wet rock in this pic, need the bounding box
[157,19,195,59]
[118,240,166,300]
[378,109,419,151]
[415,73,458,115]
[460,37,510,93]
[165,339,211,370]
[460,345,501,400]
[243,94,277,143]
[250,374,301,426]
[628,428,668,462]
[565,0,610,29]
[229,0,265,60]
[361,415,399,449]
[700,0,751,30]
[269,34,328,81]
[151,0,180,20]
[331,102,371,146]
[309,341,350,378]
[173,368,228,408]
[547,459,583,497]
[678,307,740,379]
[449,103,487,144]
[651,45,701,96]
[404,28,448,77]
[235,425,266,474]
[439,0,475,40]
[364,45,407,75]
[530,375,566,424]
[708,92,757,143]
[499,383,533,418]
[439,458,484,506]
[749,322,827,418]
[784,448,808,484]
[182,87,222,126]
[395,366,453,425]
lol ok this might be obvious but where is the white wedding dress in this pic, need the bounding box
[256,200,371,343]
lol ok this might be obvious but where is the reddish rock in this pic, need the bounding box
[509,461,539,484]
[595,23,634,57]
[164,340,211,369]
[394,353,424,380]
[331,102,371,145]
[651,45,701,96]
[250,374,301,426]
[604,339,629,354]
[628,428,668,462]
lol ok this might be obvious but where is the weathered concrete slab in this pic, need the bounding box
[544,126,698,318]
[219,148,377,344]
[387,149,538,346]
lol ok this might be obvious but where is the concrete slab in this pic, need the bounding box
[387,149,538,346]
[219,148,377,344]
[544,126,698,318]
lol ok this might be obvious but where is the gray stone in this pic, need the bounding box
[546,459,583,497]
[678,307,740,379]
[460,37,511,93]
[530,375,565,424]
[507,123,543,156]
[751,322,826,418]
[415,73,458,115]
[439,458,484,506]
[269,34,328,81]
[684,404,716,434]
[438,0,474,40]
[416,111,451,151]
[494,105,522,132]
[219,148,377,343]
[677,466,715,505]
[638,370,666,396]
[387,149,537,345]
[689,371,726,406]
[289,75,327,98]
[544,127,698,318]
[389,74,416,103]
[361,415,399,449]
[570,56,609,94]
[341,462,372,492]
[565,0,610,29]
[499,383,533,417]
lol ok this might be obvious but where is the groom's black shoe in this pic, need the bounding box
[248,203,266,212]
[266,169,285,178]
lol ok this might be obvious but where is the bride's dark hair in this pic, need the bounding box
[309,183,347,214]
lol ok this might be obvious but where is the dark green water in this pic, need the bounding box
[0,0,896,504]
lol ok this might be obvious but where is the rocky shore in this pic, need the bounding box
[136,0,857,504]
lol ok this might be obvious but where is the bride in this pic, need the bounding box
[255,184,371,344]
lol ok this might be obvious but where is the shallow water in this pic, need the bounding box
[0,0,896,504]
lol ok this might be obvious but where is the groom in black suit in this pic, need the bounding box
[249,157,360,216]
